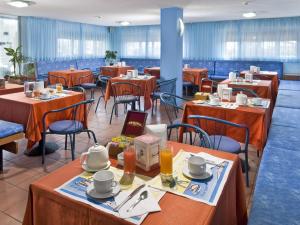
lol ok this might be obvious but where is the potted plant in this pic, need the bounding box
[105,50,118,66]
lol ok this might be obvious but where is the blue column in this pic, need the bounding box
[160,7,183,96]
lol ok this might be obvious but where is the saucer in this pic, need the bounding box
[182,163,213,180]
[86,182,120,199]
[208,102,220,106]
[40,96,51,100]
[82,161,111,172]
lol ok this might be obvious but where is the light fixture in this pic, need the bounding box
[177,18,185,37]
[118,21,131,26]
[243,12,256,18]
[6,0,35,8]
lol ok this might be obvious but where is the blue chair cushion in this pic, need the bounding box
[209,135,241,153]
[183,81,193,86]
[276,90,300,109]
[81,83,97,89]
[279,80,300,91]
[49,120,83,134]
[265,124,300,152]
[248,147,300,225]
[272,107,300,128]
[0,120,24,139]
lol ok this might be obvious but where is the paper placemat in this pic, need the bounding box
[55,167,165,225]
[147,150,233,206]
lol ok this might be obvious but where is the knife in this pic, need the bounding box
[113,184,146,212]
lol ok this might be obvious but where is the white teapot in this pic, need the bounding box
[229,72,236,81]
[236,92,248,106]
[80,143,111,171]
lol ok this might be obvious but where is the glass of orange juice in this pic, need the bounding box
[56,83,63,93]
[124,145,136,174]
[160,146,173,186]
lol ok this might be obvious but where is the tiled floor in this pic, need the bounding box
[0,90,260,224]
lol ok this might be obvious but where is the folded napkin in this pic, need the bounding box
[115,187,161,219]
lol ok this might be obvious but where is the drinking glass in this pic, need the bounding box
[123,145,136,174]
[160,146,173,176]
[56,83,63,93]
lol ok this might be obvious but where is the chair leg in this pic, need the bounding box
[64,134,68,150]
[0,149,3,172]
[245,152,249,187]
[87,131,91,139]
[151,99,155,115]
[71,134,75,161]
[110,104,116,124]
[95,96,102,113]
[87,130,98,144]
[41,132,46,164]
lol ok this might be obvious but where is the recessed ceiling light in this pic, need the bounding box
[243,12,256,18]
[6,0,35,8]
[118,21,131,26]
[95,16,102,19]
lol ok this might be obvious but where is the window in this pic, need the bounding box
[124,42,146,58]
[224,42,238,59]
[83,40,106,57]
[0,17,18,77]
[57,38,79,58]
[280,40,297,59]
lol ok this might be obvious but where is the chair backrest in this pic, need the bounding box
[42,99,94,132]
[156,78,177,94]
[160,92,189,125]
[188,115,249,152]
[67,86,85,93]
[167,123,212,148]
[200,78,213,93]
[111,82,141,101]
[232,87,259,97]
[46,74,68,87]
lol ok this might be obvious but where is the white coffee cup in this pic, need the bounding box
[93,170,117,193]
[252,97,262,105]
[210,97,220,105]
[80,145,109,170]
[188,156,206,176]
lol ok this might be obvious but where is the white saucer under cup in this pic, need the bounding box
[182,163,213,180]
[86,182,120,199]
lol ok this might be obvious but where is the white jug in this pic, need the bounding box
[80,144,110,170]
[236,92,248,106]
[229,72,236,81]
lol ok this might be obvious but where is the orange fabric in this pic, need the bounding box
[0,92,86,150]
[48,70,93,88]
[104,77,157,110]
[22,141,247,225]
[182,102,271,151]
[183,68,208,87]
[240,71,279,97]
[0,82,24,95]
[144,67,161,79]
[101,66,134,77]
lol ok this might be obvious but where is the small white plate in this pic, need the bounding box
[86,182,120,199]
[207,102,221,106]
[182,163,213,180]
[81,161,111,172]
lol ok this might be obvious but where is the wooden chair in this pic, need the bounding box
[200,78,214,93]
[0,120,24,171]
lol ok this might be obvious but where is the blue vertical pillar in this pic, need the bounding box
[160,7,183,96]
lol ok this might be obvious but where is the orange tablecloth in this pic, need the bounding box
[0,82,24,95]
[101,66,134,77]
[182,102,271,151]
[240,71,279,95]
[22,141,247,225]
[0,92,86,149]
[48,70,93,88]
[105,76,157,110]
[144,67,208,84]
[183,68,208,87]
[221,79,273,101]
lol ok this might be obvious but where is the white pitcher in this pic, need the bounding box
[80,144,110,170]
[236,92,248,106]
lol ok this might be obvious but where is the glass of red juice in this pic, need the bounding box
[124,145,136,174]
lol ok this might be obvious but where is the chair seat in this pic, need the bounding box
[183,81,193,86]
[115,96,139,104]
[0,120,24,139]
[81,83,97,89]
[210,135,241,153]
[49,120,83,134]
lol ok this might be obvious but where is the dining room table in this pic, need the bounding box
[101,66,134,77]
[48,69,93,88]
[22,141,247,225]
[239,70,279,95]
[0,81,24,95]
[220,79,275,105]
[144,67,208,87]
[104,75,157,111]
[181,99,272,152]
[0,91,86,151]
